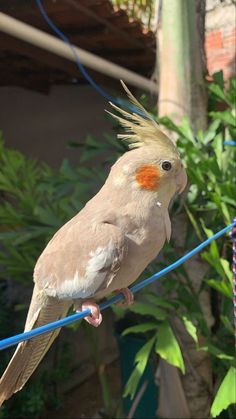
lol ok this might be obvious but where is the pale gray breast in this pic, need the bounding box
[94,214,167,298]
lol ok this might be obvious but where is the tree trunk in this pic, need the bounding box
[158,0,207,131]
[157,1,212,418]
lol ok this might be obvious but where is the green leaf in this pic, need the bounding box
[212,70,224,89]
[220,201,231,224]
[144,293,176,309]
[199,343,234,361]
[122,322,157,336]
[184,205,203,240]
[220,315,234,335]
[201,120,221,145]
[213,133,223,171]
[123,336,155,399]
[227,78,236,105]
[182,316,198,343]
[210,110,236,126]
[208,83,229,104]
[14,303,28,311]
[179,117,195,143]
[219,258,233,283]
[200,221,227,277]
[33,206,60,228]
[129,302,166,321]
[67,141,83,148]
[156,116,182,136]
[211,367,236,417]
[206,279,232,299]
[111,304,126,318]
[155,321,185,373]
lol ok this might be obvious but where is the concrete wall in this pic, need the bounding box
[0,84,111,168]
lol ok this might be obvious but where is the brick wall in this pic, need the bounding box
[205,27,236,79]
[205,1,236,79]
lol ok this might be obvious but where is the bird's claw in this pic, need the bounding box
[76,300,102,327]
[116,287,134,307]
[76,289,133,325]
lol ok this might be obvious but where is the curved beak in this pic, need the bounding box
[176,166,188,194]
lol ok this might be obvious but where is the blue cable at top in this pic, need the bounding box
[36,0,114,102]
[0,221,235,351]
[35,0,150,117]
[36,0,236,134]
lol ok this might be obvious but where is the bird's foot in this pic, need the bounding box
[116,287,134,307]
[76,300,102,327]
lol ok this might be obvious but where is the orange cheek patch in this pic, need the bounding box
[135,165,160,191]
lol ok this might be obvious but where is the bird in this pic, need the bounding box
[0,82,187,405]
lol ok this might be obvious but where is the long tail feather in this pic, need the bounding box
[0,285,70,405]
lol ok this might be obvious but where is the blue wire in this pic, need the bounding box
[224,141,236,146]
[35,0,151,117]
[36,0,141,113]
[36,0,236,130]
[0,221,235,351]
[36,0,113,102]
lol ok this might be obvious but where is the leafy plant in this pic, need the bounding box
[0,126,127,280]
[122,73,236,417]
[111,0,156,30]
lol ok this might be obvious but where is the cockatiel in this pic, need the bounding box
[0,82,187,405]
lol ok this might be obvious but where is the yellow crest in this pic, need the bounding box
[106,81,176,152]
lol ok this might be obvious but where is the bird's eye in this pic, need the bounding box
[161,161,172,171]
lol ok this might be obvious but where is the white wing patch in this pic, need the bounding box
[44,240,117,299]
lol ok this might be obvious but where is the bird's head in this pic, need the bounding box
[106,82,187,208]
